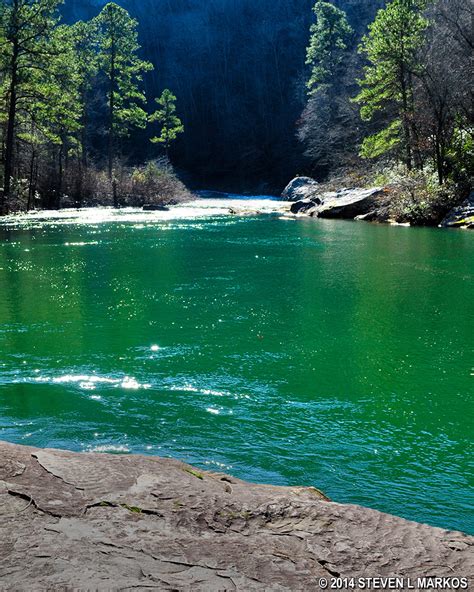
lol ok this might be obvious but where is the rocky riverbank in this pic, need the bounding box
[0,441,472,590]
[282,177,474,229]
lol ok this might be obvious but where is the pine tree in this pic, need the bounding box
[306,1,353,93]
[70,19,99,171]
[18,23,83,208]
[0,0,62,211]
[149,89,184,159]
[299,1,353,170]
[94,2,153,198]
[354,0,429,169]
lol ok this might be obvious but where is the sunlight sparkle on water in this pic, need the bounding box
[33,373,150,391]
[121,377,151,390]
[0,199,472,534]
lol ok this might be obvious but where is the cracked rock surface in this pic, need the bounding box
[0,441,472,591]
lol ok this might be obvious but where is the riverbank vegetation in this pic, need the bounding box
[0,0,471,221]
[299,0,473,224]
[0,0,187,214]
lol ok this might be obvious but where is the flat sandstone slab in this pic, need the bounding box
[0,441,472,590]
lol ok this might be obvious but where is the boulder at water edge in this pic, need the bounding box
[282,176,320,201]
[283,179,386,221]
[317,187,385,219]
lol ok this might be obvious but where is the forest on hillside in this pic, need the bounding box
[0,0,472,216]
[60,0,386,189]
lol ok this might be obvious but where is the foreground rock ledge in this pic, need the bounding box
[0,442,472,591]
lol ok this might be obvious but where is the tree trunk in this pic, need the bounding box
[435,136,446,185]
[27,150,36,211]
[435,104,446,185]
[399,54,413,171]
[81,100,88,170]
[3,39,19,212]
[76,97,89,208]
[108,40,116,183]
[407,72,423,170]
[108,94,114,181]
[57,147,63,209]
[32,158,39,208]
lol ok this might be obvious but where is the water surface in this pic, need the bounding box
[0,199,473,533]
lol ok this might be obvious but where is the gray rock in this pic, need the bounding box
[355,208,390,223]
[282,176,319,201]
[0,441,472,591]
[307,206,320,217]
[290,197,322,214]
[440,191,474,228]
[318,187,385,219]
[143,204,170,211]
[283,182,387,221]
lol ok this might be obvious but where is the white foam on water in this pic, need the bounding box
[0,198,290,228]
[86,445,130,453]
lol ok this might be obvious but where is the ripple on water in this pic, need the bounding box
[167,382,252,401]
[0,204,472,534]
[64,241,100,247]
[28,373,152,392]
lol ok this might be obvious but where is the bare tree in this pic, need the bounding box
[414,0,473,184]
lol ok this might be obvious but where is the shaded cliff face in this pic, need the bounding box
[62,0,385,191]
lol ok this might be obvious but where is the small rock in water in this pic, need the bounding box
[143,204,169,212]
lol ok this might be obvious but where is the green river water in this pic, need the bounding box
[0,198,473,533]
